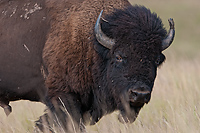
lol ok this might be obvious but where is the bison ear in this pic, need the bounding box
[156,53,166,67]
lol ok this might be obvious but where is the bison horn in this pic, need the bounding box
[162,18,175,51]
[94,10,115,49]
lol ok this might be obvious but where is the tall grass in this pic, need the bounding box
[0,0,199,132]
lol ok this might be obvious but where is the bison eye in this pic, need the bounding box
[116,55,123,62]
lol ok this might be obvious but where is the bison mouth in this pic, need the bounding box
[118,89,151,123]
[118,100,145,123]
[118,84,151,123]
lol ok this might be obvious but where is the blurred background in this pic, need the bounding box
[0,0,199,132]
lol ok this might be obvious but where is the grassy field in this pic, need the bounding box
[0,0,200,132]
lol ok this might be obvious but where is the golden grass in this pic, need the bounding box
[0,0,199,132]
[0,101,45,133]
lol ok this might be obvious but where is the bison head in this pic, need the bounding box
[92,6,175,124]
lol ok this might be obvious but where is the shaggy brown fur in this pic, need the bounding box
[40,0,169,132]
[43,0,130,95]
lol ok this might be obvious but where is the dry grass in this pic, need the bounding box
[0,0,199,132]
[0,101,45,133]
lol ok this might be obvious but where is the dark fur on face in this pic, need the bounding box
[92,5,167,123]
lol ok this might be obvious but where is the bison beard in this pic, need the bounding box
[37,2,174,133]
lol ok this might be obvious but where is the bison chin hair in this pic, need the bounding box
[117,94,144,123]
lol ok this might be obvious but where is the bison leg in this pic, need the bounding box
[36,93,85,133]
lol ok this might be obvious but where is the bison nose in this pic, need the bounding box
[128,89,151,103]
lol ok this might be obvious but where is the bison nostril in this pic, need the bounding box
[144,93,151,102]
[128,90,137,99]
[128,90,139,102]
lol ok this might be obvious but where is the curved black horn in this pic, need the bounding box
[94,10,115,49]
[162,18,175,51]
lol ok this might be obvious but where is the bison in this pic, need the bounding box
[0,0,84,115]
[0,0,175,132]
[0,0,49,116]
